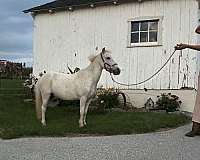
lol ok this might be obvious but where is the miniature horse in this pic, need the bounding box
[35,48,121,127]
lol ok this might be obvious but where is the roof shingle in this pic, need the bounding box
[23,0,143,13]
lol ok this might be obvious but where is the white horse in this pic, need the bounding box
[35,48,121,127]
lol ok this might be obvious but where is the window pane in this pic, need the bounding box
[140,21,148,31]
[131,32,139,43]
[140,32,148,42]
[149,21,158,31]
[131,22,139,32]
[149,31,158,42]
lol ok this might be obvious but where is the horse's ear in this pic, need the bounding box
[102,47,106,53]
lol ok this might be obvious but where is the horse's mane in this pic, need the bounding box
[88,54,97,62]
[88,50,111,62]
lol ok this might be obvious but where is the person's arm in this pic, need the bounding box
[187,44,200,51]
[175,43,200,51]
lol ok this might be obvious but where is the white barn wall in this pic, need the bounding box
[33,0,199,90]
[123,89,196,112]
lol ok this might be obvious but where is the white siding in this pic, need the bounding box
[33,0,199,89]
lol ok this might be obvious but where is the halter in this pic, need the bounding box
[100,51,118,73]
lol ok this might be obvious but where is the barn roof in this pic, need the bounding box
[23,0,146,14]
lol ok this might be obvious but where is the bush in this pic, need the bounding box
[156,93,182,112]
[91,88,127,112]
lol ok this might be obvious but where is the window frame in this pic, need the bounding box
[127,16,163,48]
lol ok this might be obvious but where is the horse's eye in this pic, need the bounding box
[106,57,111,60]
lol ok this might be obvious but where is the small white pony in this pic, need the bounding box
[35,48,121,127]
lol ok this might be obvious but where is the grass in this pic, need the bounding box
[0,79,191,139]
[0,79,25,95]
[0,79,24,89]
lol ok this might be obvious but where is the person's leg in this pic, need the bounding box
[185,121,200,137]
[185,74,200,137]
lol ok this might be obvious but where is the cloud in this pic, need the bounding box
[0,51,26,57]
[3,16,30,24]
[0,50,31,57]
[0,50,33,67]
[13,57,33,63]
[0,50,32,63]
[0,31,33,53]
[12,57,33,67]
[0,0,51,63]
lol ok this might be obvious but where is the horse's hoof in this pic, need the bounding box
[79,124,84,128]
[42,122,46,126]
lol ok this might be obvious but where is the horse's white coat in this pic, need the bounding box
[35,49,120,127]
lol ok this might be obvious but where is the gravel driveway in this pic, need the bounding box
[0,124,200,160]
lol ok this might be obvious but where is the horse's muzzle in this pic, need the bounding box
[113,68,121,75]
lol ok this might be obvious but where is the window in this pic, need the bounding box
[128,17,163,47]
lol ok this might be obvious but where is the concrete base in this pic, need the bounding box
[122,89,196,113]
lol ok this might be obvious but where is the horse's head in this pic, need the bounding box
[100,48,121,75]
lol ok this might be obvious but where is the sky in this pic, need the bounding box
[0,0,51,67]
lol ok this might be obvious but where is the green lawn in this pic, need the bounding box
[0,79,191,139]
[0,79,24,89]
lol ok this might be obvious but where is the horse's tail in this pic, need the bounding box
[35,83,42,120]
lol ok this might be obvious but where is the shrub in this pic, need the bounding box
[156,93,182,112]
[91,88,127,112]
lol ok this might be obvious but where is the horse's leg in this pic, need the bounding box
[83,98,92,126]
[79,96,87,128]
[41,94,50,126]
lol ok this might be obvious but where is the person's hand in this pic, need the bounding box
[174,43,188,50]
